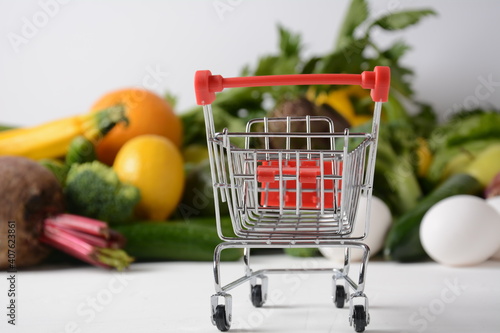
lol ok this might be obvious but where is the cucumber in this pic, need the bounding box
[66,135,97,165]
[185,215,236,236]
[383,173,482,262]
[114,218,242,262]
[284,247,320,257]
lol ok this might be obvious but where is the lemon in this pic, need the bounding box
[113,134,184,220]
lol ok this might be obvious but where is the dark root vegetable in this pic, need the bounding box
[266,97,350,149]
[0,156,133,270]
[0,156,64,268]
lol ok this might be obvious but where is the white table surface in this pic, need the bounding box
[1,254,499,333]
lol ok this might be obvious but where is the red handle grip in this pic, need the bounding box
[194,66,390,105]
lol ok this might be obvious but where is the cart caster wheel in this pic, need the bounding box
[352,305,367,332]
[334,285,346,308]
[214,305,231,332]
[251,284,265,308]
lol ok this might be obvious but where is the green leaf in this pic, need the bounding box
[163,90,178,108]
[239,64,251,76]
[372,9,436,31]
[387,65,415,97]
[278,24,302,58]
[410,103,437,138]
[382,40,411,62]
[320,37,368,75]
[383,93,411,123]
[253,55,279,75]
[300,56,321,74]
[335,0,369,51]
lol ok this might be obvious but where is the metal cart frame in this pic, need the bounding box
[194,67,390,332]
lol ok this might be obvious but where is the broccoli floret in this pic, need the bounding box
[64,161,140,224]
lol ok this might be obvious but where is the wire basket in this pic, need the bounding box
[194,66,390,332]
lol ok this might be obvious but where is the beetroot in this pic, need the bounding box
[0,156,132,269]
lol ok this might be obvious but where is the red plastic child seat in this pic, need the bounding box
[257,160,342,209]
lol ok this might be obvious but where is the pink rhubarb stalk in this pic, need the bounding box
[40,214,133,270]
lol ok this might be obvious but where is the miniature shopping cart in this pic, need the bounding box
[194,67,390,332]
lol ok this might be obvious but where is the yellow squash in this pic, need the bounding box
[0,105,126,160]
[308,86,373,127]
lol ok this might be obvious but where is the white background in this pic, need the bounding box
[1,0,499,126]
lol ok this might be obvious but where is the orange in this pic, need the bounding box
[90,88,182,165]
[113,134,185,221]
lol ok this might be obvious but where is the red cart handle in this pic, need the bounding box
[194,66,390,105]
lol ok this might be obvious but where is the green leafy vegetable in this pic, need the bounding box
[428,109,500,150]
[335,0,369,51]
[372,9,437,31]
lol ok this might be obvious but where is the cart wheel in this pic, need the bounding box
[214,305,230,332]
[251,285,265,308]
[334,285,346,308]
[352,305,367,332]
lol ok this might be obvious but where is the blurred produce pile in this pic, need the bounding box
[179,0,500,266]
[0,87,242,268]
[1,0,500,269]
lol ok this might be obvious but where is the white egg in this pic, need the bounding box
[486,196,500,260]
[420,195,500,267]
[320,196,392,264]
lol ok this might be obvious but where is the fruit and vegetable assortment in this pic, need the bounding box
[0,88,223,269]
[1,0,500,270]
